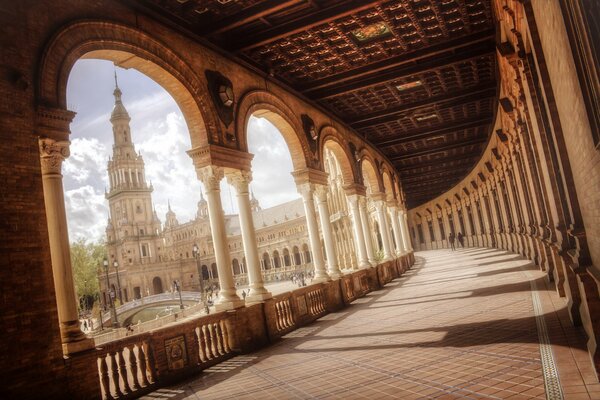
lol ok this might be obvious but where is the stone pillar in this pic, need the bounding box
[347,194,372,269]
[399,209,413,252]
[297,183,330,282]
[389,206,404,256]
[358,196,376,263]
[226,170,272,303]
[374,199,393,261]
[39,138,94,354]
[196,166,243,311]
[314,185,342,279]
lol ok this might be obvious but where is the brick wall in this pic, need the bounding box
[530,0,600,272]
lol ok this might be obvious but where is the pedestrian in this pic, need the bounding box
[449,232,456,251]
[242,290,246,300]
[89,318,94,331]
[83,320,88,331]
[457,231,464,248]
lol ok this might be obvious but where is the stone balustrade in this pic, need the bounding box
[65,253,413,399]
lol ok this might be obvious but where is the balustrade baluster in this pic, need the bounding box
[138,344,149,387]
[275,303,283,330]
[129,345,140,391]
[196,327,207,362]
[214,323,226,355]
[144,342,157,383]
[118,349,131,394]
[202,325,214,359]
[220,320,231,353]
[99,355,114,400]
[110,351,124,398]
[208,324,219,357]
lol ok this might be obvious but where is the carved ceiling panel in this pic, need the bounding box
[129,0,497,208]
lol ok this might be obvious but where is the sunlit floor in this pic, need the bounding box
[143,248,599,399]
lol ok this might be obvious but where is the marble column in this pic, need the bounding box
[347,194,372,269]
[389,206,404,256]
[314,185,343,279]
[196,165,243,311]
[375,200,393,261]
[297,183,330,283]
[39,138,94,354]
[226,169,272,303]
[399,210,413,252]
[358,196,376,263]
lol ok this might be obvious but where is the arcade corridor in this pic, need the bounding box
[143,248,597,399]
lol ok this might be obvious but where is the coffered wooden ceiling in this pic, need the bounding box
[130,0,498,209]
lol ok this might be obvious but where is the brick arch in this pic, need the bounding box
[382,168,395,202]
[360,155,383,195]
[37,20,219,147]
[320,126,358,185]
[235,90,312,171]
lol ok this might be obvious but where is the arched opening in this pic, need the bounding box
[272,250,281,269]
[211,263,219,279]
[263,253,271,270]
[232,258,241,275]
[58,38,213,336]
[201,265,210,280]
[293,245,301,265]
[302,243,311,264]
[283,248,291,267]
[152,277,163,295]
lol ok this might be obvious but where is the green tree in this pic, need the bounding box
[70,238,106,312]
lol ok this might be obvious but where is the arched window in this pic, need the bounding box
[232,258,241,275]
[273,250,281,268]
[293,245,301,265]
[283,248,291,266]
[263,252,271,270]
[211,263,218,279]
[302,243,311,263]
[152,277,163,294]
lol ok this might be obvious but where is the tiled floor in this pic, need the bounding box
[143,248,599,399]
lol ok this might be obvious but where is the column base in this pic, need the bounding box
[359,261,372,269]
[329,271,344,280]
[312,274,331,283]
[62,337,95,355]
[245,292,273,304]
[215,299,245,311]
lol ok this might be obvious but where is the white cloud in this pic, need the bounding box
[63,137,108,185]
[65,185,108,242]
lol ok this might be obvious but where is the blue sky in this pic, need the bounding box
[64,59,299,243]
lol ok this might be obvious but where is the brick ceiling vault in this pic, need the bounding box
[128,0,498,209]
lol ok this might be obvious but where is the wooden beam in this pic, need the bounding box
[373,116,492,149]
[199,0,302,36]
[349,86,496,129]
[391,137,488,161]
[397,154,480,172]
[228,0,383,51]
[301,30,494,95]
[401,167,472,183]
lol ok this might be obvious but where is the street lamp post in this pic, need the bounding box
[192,244,205,302]
[103,258,120,328]
[113,260,123,304]
[173,280,184,310]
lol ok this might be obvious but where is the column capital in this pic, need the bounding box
[39,138,70,175]
[196,165,224,191]
[226,169,252,194]
[297,182,315,199]
[313,184,329,202]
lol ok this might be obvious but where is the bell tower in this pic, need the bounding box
[105,72,161,268]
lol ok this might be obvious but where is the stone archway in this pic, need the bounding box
[235,90,314,171]
[152,277,163,295]
[361,156,383,195]
[320,127,358,185]
[37,20,218,147]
